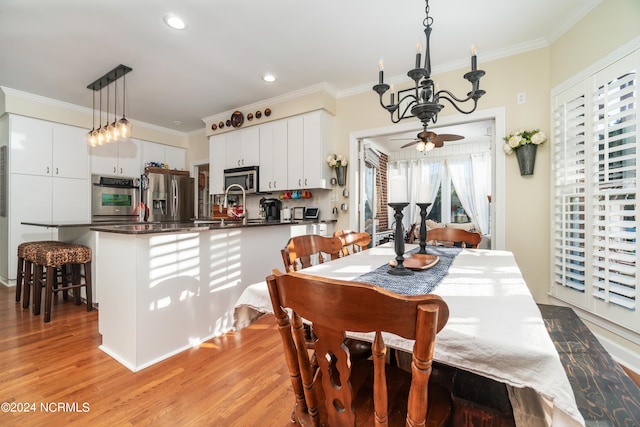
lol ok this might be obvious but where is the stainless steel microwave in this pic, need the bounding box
[223,166,259,194]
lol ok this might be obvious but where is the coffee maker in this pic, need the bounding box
[260,198,282,221]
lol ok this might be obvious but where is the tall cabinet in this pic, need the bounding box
[3,114,90,285]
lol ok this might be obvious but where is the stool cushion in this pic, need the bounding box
[24,244,92,267]
[17,241,66,257]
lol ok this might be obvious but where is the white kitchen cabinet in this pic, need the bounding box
[10,115,88,179]
[209,134,226,195]
[141,140,186,170]
[287,116,304,189]
[259,120,288,192]
[225,127,260,169]
[7,174,90,285]
[1,114,90,287]
[91,137,141,177]
[165,145,186,170]
[287,111,333,190]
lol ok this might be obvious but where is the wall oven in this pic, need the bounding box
[91,175,140,222]
[223,166,259,194]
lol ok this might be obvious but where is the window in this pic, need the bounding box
[551,49,639,334]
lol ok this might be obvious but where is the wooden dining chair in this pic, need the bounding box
[266,269,452,426]
[280,234,343,272]
[333,230,371,256]
[280,234,371,357]
[426,227,482,248]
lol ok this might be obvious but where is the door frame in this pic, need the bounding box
[347,107,506,250]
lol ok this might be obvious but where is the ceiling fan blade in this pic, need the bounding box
[433,140,445,148]
[400,140,420,149]
[434,133,465,142]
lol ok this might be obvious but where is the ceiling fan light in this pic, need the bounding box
[425,141,435,151]
[416,142,425,152]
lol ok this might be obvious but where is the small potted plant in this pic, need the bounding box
[503,129,547,175]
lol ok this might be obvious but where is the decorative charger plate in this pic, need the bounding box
[231,110,244,128]
[389,253,439,270]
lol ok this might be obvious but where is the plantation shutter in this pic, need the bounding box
[590,55,638,314]
[552,83,588,295]
[551,49,639,332]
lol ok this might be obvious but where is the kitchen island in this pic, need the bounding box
[23,219,333,371]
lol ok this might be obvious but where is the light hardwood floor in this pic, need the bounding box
[0,286,294,426]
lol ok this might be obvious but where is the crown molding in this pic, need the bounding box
[0,86,188,137]
[201,82,338,125]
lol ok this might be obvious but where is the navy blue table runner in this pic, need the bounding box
[352,246,461,296]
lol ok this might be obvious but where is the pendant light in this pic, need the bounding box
[103,83,112,143]
[110,78,120,141]
[86,64,133,146]
[86,89,98,146]
[97,87,105,146]
[117,72,132,138]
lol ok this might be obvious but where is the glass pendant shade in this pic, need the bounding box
[117,117,131,138]
[96,127,104,145]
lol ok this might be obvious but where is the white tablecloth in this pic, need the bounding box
[234,245,585,427]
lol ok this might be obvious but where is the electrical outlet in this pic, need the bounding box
[517,92,526,104]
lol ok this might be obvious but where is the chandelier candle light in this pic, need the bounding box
[373,0,486,137]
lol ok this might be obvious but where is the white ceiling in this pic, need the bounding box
[0,0,600,134]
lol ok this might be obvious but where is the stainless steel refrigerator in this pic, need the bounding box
[142,170,194,222]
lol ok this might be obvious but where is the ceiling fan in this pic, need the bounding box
[394,127,464,152]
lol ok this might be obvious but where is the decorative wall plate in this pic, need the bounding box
[231,110,244,128]
[264,108,271,117]
[256,110,262,119]
[219,121,224,129]
[247,113,254,121]
[211,123,217,130]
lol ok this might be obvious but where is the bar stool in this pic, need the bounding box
[17,241,66,308]
[25,243,93,323]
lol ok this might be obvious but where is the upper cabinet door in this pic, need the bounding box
[117,138,141,177]
[10,115,53,176]
[164,145,186,170]
[52,123,89,179]
[225,127,260,168]
[286,116,304,189]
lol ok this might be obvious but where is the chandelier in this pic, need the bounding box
[86,64,132,146]
[372,0,486,141]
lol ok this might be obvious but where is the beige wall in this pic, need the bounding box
[331,48,552,302]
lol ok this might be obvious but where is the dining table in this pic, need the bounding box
[233,243,585,427]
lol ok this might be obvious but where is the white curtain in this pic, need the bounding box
[471,152,491,234]
[388,159,444,232]
[446,153,490,234]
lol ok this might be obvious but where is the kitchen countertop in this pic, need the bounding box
[22,219,336,235]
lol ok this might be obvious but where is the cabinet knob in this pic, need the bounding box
[46,166,50,174]
[56,168,59,175]
[113,167,117,173]
[298,179,302,186]
[304,178,308,186]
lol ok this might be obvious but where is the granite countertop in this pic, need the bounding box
[23,219,336,235]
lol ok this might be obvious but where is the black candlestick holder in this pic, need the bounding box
[388,202,413,276]
[416,202,432,254]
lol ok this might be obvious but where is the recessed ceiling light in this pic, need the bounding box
[164,14,187,30]
[173,120,182,126]
[262,73,276,83]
